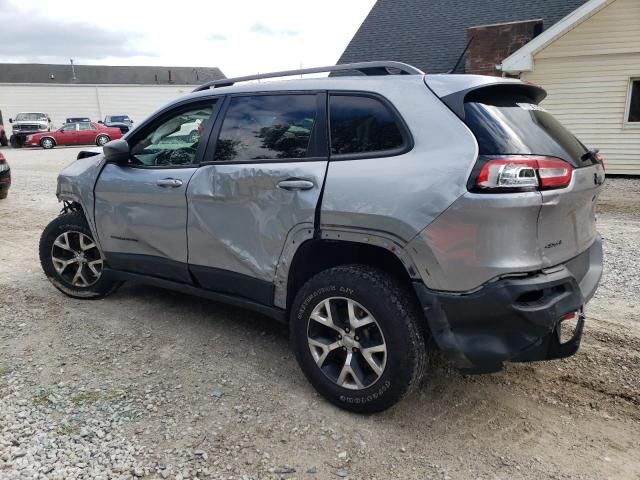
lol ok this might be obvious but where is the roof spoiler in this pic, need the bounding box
[192,61,425,92]
[439,83,547,119]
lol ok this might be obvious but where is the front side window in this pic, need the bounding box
[130,104,214,167]
[61,124,77,132]
[329,95,405,155]
[213,95,317,162]
[627,79,639,123]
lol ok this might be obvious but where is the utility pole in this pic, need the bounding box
[70,59,77,82]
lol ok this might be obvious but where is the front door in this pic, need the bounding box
[187,93,328,305]
[57,123,79,146]
[94,101,217,282]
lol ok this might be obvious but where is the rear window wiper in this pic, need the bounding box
[581,148,600,162]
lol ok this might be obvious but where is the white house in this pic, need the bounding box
[0,64,225,129]
[501,0,640,175]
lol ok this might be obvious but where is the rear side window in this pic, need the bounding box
[329,95,405,156]
[463,87,588,166]
[213,95,317,162]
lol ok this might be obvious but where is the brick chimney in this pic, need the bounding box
[465,19,543,76]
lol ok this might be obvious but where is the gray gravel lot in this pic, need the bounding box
[1,147,639,480]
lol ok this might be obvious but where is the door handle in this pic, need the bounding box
[156,178,183,188]
[277,179,315,191]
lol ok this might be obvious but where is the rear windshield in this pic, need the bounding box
[463,88,588,166]
[107,116,130,123]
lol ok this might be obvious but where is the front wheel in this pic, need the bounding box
[40,137,55,149]
[39,212,121,299]
[290,265,428,413]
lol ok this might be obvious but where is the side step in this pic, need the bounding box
[103,268,287,324]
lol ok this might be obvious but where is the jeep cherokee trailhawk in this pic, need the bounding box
[39,62,605,412]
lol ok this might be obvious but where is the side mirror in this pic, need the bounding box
[103,139,130,165]
[9,118,12,123]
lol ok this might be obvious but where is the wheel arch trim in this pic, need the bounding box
[55,194,104,253]
[273,225,421,308]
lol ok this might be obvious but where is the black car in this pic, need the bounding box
[99,115,133,133]
[0,151,11,199]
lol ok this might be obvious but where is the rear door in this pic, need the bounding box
[94,100,217,282]
[77,122,96,145]
[187,93,327,305]
[462,86,605,267]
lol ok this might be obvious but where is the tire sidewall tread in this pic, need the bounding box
[290,264,427,413]
[39,211,120,299]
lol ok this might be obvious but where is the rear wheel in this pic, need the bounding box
[96,135,109,146]
[39,212,121,299]
[40,137,55,149]
[290,265,427,413]
[0,189,8,199]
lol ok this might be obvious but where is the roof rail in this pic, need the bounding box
[192,61,424,92]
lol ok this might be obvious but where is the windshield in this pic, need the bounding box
[106,116,130,123]
[16,113,48,122]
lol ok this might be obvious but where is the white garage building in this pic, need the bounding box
[0,63,225,129]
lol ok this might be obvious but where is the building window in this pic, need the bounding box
[627,79,639,123]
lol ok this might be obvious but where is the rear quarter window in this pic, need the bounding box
[329,95,407,156]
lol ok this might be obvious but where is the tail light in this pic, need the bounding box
[595,151,606,171]
[0,153,8,172]
[471,155,572,192]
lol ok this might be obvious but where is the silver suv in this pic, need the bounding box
[39,62,605,413]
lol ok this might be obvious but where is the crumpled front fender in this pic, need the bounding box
[55,154,106,248]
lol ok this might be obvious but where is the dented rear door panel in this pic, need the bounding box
[186,162,327,282]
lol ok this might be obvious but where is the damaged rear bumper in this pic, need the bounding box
[413,236,603,373]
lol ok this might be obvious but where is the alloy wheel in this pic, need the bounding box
[307,297,387,390]
[51,231,103,287]
[42,138,53,149]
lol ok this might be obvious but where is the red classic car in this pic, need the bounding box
[25,121,123,149]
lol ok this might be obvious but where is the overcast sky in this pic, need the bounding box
[0,0,376,77]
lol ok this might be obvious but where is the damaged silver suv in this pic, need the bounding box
[39,62,605,413]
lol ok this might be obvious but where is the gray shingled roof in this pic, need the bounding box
[0,64,225,85]
[338,0,590,73]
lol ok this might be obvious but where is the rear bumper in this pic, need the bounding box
[413,236,602,372]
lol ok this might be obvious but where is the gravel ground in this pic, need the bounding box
[1,147,639,480]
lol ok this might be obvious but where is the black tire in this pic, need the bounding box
[0,188,7,199]
[0,133,7,147]
[39,212,121,299]
[40,137,55,149]
[96,135,109,146]
[290,265,428,413]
